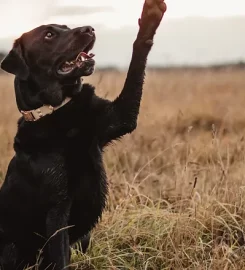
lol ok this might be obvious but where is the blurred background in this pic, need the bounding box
[0,0,244,68]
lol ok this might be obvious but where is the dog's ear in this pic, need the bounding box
[0,39,29,80]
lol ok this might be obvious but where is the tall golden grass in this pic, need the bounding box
[1,68,245,269]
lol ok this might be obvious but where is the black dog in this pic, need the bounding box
[0,0,167,269]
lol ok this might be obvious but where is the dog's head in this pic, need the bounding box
[1,24,96,81]
[0,24,96,110]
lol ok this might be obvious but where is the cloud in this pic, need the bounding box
[54,6,114,16]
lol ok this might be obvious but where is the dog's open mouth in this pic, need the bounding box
[58,51,95,75]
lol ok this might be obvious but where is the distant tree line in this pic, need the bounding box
[0,51,244,73]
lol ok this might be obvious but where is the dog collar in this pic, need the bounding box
[20,97,72,122]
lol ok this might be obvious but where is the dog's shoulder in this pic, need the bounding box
[76,83,111,110]
[74,83,111,120]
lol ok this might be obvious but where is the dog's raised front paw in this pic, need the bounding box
[138,0,167,41]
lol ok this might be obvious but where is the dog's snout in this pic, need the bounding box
[77,26,95,35]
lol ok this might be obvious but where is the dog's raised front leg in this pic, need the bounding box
[97,0,167,146]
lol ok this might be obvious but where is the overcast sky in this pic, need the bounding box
[0,0,244,67]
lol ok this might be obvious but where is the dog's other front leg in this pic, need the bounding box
[45,201,71,270]
[97,0,167,146]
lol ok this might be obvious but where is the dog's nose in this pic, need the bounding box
[78,26,95,35]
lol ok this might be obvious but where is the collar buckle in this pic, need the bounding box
[21,111,36,122]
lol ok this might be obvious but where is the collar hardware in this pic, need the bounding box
[21,97,72,122]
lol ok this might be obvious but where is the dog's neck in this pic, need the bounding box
[14,77,83,112]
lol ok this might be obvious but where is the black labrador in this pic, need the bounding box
[0,0,167,269]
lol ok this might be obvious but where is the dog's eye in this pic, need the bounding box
[45,32,54,40]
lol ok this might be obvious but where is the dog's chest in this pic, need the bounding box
[63,135,107,197]
[63,139,108,234]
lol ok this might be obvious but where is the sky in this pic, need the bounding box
[1,0,245,38]
[0,0,244,66]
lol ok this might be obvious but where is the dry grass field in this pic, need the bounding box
[1,68,245,269]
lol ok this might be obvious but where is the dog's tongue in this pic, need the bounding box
[82,52,95,59]
[78,52,95,60]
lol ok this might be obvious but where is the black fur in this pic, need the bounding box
[0,0,166,268]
